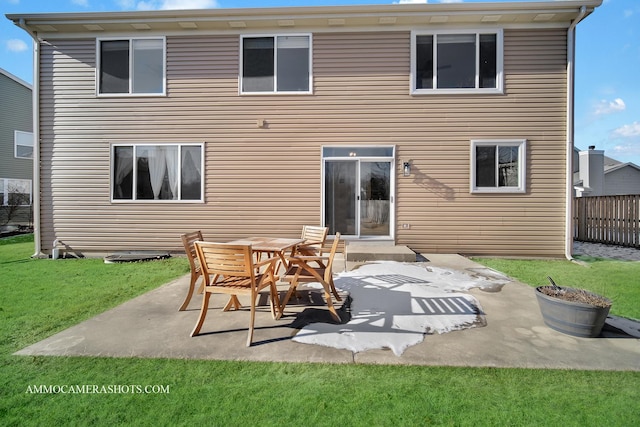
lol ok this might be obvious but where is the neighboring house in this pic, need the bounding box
[0,68,33,227]
[7,1,601,258]
[573,146,640,197]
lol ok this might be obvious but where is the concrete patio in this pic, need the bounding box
[14,253,640,370]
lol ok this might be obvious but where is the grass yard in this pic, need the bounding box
[472,255,640,320]
[1,234,639,426]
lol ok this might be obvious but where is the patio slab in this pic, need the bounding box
[14,254,640,370]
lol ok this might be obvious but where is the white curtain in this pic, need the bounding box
[165,145,179,200]
[146,146,166,199]
[115,150,133,185]
[114,148,133,198]
[181,146,201,185]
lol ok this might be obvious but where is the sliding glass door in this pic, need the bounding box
[323,147,394,238]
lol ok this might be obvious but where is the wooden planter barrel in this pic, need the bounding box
[535,286,612,338]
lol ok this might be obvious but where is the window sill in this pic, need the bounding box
[97,92,167,98]
[412,88,503,96]
[110,199,205,204]
[470,188,526,194]
[240,91,313,96]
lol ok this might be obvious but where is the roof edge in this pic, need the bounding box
[6,1,603,27]
[0,67,32,90]
[605,162,640,174]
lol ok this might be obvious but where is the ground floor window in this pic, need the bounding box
[470,139,526,193]
[112,143,203,202]
[0,178,32,206]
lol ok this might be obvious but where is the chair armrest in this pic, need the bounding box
[254,256,279,269]
[299,241,322,247]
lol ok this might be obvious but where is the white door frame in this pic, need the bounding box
[321,145,396,240]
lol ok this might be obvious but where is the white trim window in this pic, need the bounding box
[412,29,503,94]
[241,34,312,94]
[471,140,526,193]
[14,130,33,159]
[97,37,166,96]
[111,143,203,202]
[0,178,32,206]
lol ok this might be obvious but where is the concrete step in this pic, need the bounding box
[345,243,416,263]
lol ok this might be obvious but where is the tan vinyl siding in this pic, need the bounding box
[38,28,567,257]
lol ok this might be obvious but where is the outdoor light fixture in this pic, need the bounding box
[403,161,411,177]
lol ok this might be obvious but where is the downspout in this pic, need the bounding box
[17,19,45,258]
[565,6,587,260]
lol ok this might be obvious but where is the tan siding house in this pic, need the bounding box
[7,1,601,258]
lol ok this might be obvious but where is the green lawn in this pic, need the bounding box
[472,255,640,320]
[1,234,639,426]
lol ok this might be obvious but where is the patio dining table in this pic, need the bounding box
[212,237,305,314]
[227,237,306,275]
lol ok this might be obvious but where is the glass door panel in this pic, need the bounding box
[324,161,357,236]
[359,162,391,236]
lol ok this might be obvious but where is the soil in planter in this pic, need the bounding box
[537,285,611,308]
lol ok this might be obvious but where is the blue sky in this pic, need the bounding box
[2,0,639,166]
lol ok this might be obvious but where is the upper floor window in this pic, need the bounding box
[112,143,203,202]
[412,30,503,95]
[98,38,165,96]
[241,35,312,94]
[471,140,526,193]
[14,130,33,159]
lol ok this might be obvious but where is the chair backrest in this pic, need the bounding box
[323,232,341,281]
[181,231,203,272]
[194,242,255,285]
[301,225,329,253]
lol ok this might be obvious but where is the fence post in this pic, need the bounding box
[577,197,587,241]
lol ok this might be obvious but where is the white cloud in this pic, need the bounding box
[6,39,28,53]
[611,142,640,162]
[394,0,428,3]
[593,98,626,116]
[128,0,218,10]
[117,0,137,9]
[613,122,640,138]
[71,0,89,6]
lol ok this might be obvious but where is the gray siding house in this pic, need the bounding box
[7,1,601,258]
[574,146,640,197]
[0,68,33,226]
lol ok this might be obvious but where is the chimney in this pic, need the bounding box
[578,146,604,196]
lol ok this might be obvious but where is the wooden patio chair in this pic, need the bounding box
[179,231,205,311]
[278,233,343,322]
[179,231,240,312]
[191,242,281,346]
[298,225,329,257]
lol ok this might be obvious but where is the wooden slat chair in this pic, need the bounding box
[191,242,281,347]
[278,233,343,322]
[179,231,205,311]
[180,231,241,312]
[298,225,329,257]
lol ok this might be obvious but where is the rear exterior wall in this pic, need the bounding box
[38,28,568,257]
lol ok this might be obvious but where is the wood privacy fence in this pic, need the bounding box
[573,195,640,248]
